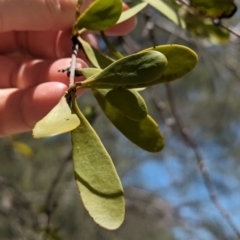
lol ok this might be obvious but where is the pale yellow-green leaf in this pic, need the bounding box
[71,97,124,230]
[142,45,198,84]
[33,96,80,138]
[117,2,148,24]
[78,36,114,68]
[143,0,185,28]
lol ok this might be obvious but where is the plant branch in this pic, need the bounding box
[43,152,71,238]
[163,83,240,238]
[176,0,240,39]
[69,36,80,87]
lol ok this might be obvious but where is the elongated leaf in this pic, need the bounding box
[92,89,165,152]
[71,97,124,230]
[117,2,148,24]
[142,45,198,84]
[33,96,80,138]
[106,88,148,121]
[143,0,185,28]
[76,68,102,79]
[78,36,114,68]
[74,0,122,31]
[81,51,168,88]
[190,0,237,19]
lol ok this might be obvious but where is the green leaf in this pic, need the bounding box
[206,24,230,44]
[106,88,148,121]
[143,0,185,28]
[81,51,168,88]
[74,0,122,32]
[142,45,198,84]
[183,12,230,44]
[78,36,114,69]
[76,68,102,79]
[71,96,124,230]
[189,0,237,19]
[32,96,80,138]
[92,89,165,152]
[117,2,148,24]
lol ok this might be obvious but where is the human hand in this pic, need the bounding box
[0,0,136,137]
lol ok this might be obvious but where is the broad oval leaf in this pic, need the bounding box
[92,89,165,152]
[74,0,122,31]
[33,96,80,138]
[71,97,124,230]
[81,51,168,88]
[106,88,148,121]
[142,45,198,84]
[117,2,148,24]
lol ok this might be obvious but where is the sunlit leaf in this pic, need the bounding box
[71,96,124,230]
[117,2,148,24]
[74,0,122,32]
[143,0,185,28]
[92,89,165,152]
[33,96,80,138]
[134,87,146,91]
[190,0,237,19]
[106,88,148,121]
[78,36,114,68]
[142,45,198,84]
[81,51,168,88]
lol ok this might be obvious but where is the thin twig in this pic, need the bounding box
[176,0,240,39]
[219,22,240,39]
[43,152,72,238]
[144,9,240,236]
[69,36,79,87]
[163,83,240,238]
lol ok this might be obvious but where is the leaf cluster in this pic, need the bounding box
[32,0,199,230]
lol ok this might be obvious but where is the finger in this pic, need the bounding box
[0,0,77,32]
[104,2,136,36]
[0,82,86,137]
[0,30,98,59]
[0,0,136,34]
[0,57,88,89]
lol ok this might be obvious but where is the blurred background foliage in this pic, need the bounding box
[1,0,240,239]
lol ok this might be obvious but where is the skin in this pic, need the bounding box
[0,0,136,137]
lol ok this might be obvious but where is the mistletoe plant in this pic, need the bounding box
[32,0,198,230]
